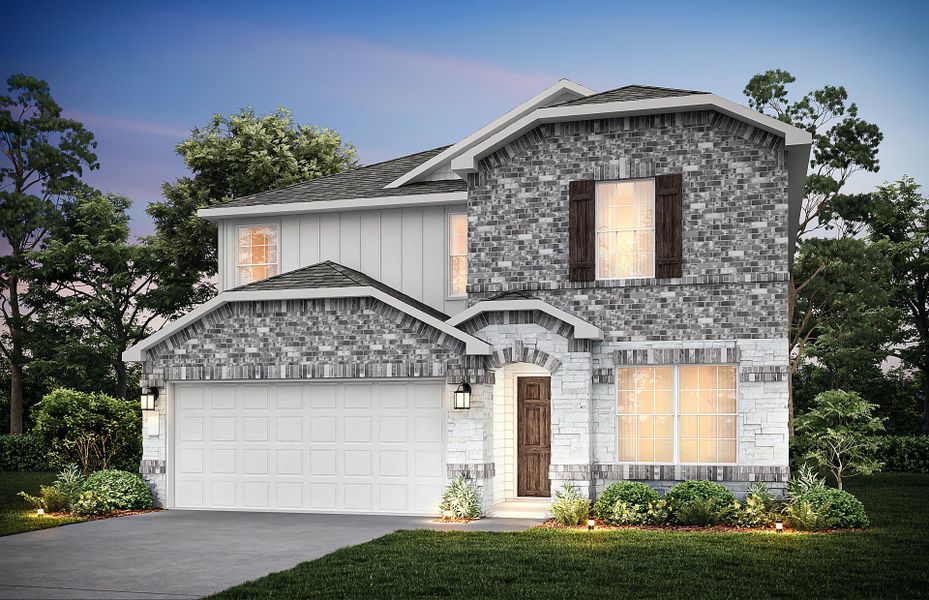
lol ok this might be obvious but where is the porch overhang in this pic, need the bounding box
[447,298,604,341]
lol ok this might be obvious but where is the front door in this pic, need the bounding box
[517,377,551,497]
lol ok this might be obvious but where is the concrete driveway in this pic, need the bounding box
[0,510,536,599]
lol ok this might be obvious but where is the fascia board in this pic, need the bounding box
[197,191,467,220]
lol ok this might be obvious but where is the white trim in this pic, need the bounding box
[385,78,596,189]
[446,299,604,340]
[451,93,812,176]
[197,191,468,220]
[123,286,492,362]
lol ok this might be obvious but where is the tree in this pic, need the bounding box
[147,106,358,306]
[795,390,884,489]
[858,178,929,433]
[0,74,98,433]
[28,189,176,398]
[743,69,883,430]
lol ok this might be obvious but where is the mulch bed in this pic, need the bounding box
[46,508,163,522]
[538,518,850,534]
[432,516,476,524]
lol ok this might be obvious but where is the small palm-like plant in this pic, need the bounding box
[439,475,482,520]
[787,464,826,501]
[550,482,590,526]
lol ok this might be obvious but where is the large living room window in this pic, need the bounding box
[596,179,655,279]
[617,365,737,464]
[237,224,279,285]
[448,212,467,297]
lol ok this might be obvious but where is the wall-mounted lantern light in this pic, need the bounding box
[453,382,471,410]
[140,386,159,411]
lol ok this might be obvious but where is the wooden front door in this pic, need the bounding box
[517,377,551,497]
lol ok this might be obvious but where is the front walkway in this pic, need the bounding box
[0,510,538,599]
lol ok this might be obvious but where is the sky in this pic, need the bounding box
[2,0,927,236]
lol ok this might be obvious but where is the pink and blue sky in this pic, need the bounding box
[3,0,927,235]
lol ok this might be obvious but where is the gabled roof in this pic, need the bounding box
[206,146,466,210]
[551,84,709,106]
[487,290,539,301]
[234,260,449,321]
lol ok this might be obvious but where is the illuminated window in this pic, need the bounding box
[679,366,737,464]
[617,367,674,462]
[448,213,467,297]
[616,365,737,464]
[237,225,279,285]
[596,179,655,279]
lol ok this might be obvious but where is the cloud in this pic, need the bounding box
[64,111,191,139]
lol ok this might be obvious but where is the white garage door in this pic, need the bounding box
[172,381,447,514]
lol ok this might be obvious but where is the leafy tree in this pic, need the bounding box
[28,189,174,398]
[0,74,98,433]
[795,390,884,489]
[147,106,358,305]
[744,69,883,430]
[856,178,929,433]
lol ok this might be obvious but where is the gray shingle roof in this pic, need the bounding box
[232,260,450,321]
[552,84,708,107]
[214,146,466,209]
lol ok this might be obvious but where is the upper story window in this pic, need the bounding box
[448,213,468,298]
[596,179,655,279]
[237,225,279,285]
[617,365,737,465]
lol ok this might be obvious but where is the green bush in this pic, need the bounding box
[874,436,929,474]
[787,464,827,500]
[81,469,152,511]
[0,433,49,471]
[735,482,778,528]
[783,499,834,531]
[550,482,590,526]
[665,480,738,525]
[594,482,659,521]
[439,475,482,520]
[796,487,869,529]
[18,485,70,513]
[53,464,85,506]
[72,490,110,516]
[32,388,141,472]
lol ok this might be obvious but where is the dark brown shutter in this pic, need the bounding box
[655,173,683,278]
[568,180,596,281]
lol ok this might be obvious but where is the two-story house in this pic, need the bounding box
[125,79,811,517]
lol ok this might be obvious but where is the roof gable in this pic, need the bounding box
[551,84,709,107]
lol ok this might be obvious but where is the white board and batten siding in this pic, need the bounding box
[171,381,448,515]
[218,204,467,315]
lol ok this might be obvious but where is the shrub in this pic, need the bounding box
[81,469,152,511]
[439,475,482,520]
[72,490,110,516]
[550,482,590,526]
[18,486,70,513]
[787,464,827,500]
[0,433,49,471]
[735,482,778,528]
[665,480,738,525]
[783,500,834,531]
[53,464,85,506]
[32,389,141,473]
[594,482,659,521]
[796,487,869,529]
[795,390,884,489]
[874,436,929,473]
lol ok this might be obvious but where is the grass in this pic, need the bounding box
[0,471,84,536]
[211,473,929,599]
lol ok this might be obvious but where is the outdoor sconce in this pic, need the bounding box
[140,386,158,411]
[453,381,471,410]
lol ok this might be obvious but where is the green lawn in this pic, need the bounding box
[211,473,929,599]
[0,472,84,536]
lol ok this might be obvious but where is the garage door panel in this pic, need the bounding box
[174,381,446,514]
